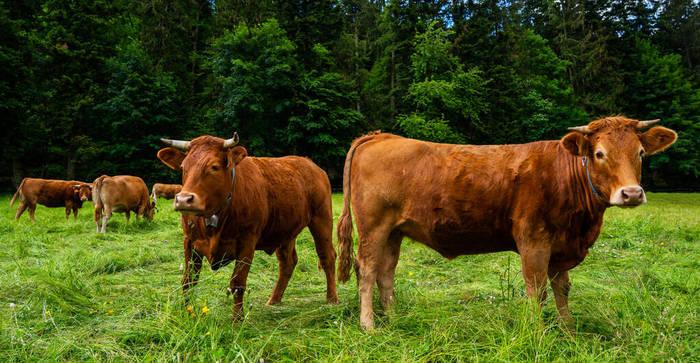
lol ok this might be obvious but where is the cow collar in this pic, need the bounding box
[205,166,235,228]
[581,156,604,202]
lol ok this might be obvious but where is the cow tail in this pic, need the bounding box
[93,175,107,221]
[337,131,380,283]
[10,178,26,208]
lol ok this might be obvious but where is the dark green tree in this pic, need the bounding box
[625,38,700,186]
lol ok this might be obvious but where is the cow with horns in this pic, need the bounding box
[157,133,339,321]
[336,116,677,329]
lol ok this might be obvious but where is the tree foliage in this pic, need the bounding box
[1,0,698,190]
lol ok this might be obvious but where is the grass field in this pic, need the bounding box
[1,193,698,361]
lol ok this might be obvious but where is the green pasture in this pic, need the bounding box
[1,193,698,361]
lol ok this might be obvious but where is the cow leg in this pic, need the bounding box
[266,239,297,306]
[100,207,111,233]
[64,204,71,220]
[377,230,402,313]
[229,248,254,323]
[28,204,37,222]
[308,214,339,304]
[356,226,392,330]
[73,207,79,219]
[14,202,27,221]
[95,207,102,232]
[182,242,202,294]
[548,270,574,326]
[519,247,551,303]
[124,210,131,223]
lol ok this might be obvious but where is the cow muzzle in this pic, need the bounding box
[80,196,88,202]
[610,186,646,207]
[173,192,205,215]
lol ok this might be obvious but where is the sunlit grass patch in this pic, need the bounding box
[0,192,698,361]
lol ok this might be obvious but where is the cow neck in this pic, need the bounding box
[204,166,235,228]
[565,151,607,215]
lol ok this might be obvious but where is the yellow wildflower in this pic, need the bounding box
[45,310,51,315]
[205,331,211,336]
[409,271,414,276]
[202,306,210,314]
[660,242,665,246]
[191,313,196,318]
[109,301,114,304]
[187,305,194,312]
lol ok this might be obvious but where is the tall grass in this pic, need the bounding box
[1,193,698,361]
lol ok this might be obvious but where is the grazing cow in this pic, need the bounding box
[157,133,338,322]
[151,183,182,202]
[336,116,677,329]
[10,178,92,221]
[93,175,155,233]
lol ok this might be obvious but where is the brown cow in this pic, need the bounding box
[10,178,92,221]
[93,175,155,233]
[336,116,677,329]
[151,183,182,202]
[157,133,338,322]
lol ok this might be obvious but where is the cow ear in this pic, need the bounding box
[158,147,186,170]
[561,132,590,157]
[641,126,677,155]
[227,146,247,168]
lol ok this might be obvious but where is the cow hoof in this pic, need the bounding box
[558,314,575,331]
[326,296,339,305]
[360,322,375,331]
[265,299,282,306]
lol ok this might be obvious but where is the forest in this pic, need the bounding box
[1,0,698,190]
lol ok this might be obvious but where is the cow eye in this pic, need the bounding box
[595,151,604,159]
[211,165,219,171]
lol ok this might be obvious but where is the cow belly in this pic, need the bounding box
[39,199,66,208]
[429,232,516,258]
[400,220,516,259]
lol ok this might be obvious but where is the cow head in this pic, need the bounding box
[157,133,246,217]
[146,200,157,220]
[73,184,92,202]
[561,116,677,207]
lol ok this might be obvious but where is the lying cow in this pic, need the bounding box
[10,178,92,221]
[93,175,155,233]
[151,183,182,202]
[157,133,338,322]
[336,116,677,329]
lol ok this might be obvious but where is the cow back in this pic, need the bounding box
[96,175,151,213]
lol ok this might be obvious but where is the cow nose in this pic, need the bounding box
[81,196,88,201]
[174,192,196,209]
[620,186,644,205]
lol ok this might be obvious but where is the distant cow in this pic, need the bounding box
[151,183,182,202]
[10,178,92,221]
[336,116,677,329]
[157,133,338,322]
[93,175,155,233]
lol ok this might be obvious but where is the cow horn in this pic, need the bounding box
[636,119,660,129]
[567,125,592,134]
[223,132,239,148]
[160,138,191,149]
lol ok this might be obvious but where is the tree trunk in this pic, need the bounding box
[66,151,76,181]
[355,20,361,113]
[12,158,23,188]
[390,48,396,118]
